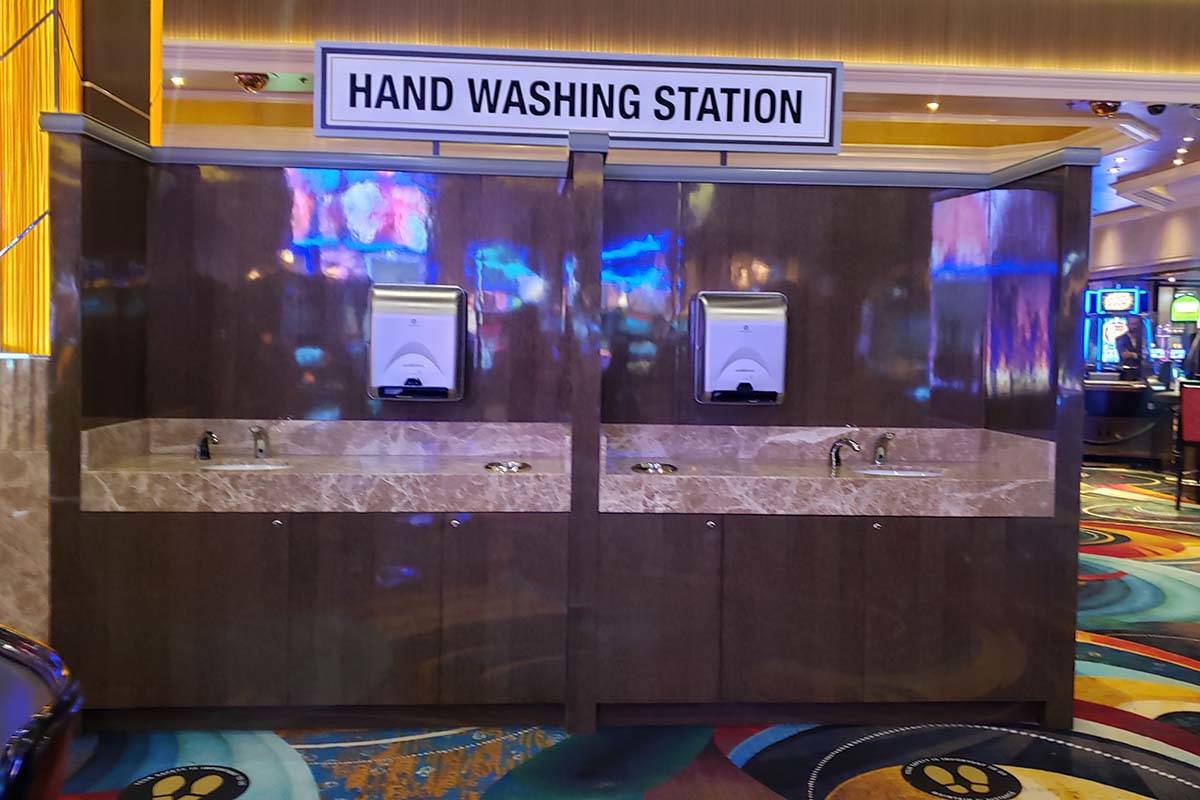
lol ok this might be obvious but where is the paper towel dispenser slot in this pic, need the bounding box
[369,284,466,402]
[692,291,787,404]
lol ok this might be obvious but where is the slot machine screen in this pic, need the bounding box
[1100,317,1129,365]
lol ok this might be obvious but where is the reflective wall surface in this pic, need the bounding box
[602,181,944,426]
[146,166,572,421]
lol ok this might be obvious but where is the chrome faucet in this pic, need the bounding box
[828,436,862,469]
[196,430,219,460]
[873,432,896,466]
[250,426,270,459]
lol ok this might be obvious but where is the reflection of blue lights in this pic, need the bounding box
[601,231,672,293]
[602,233,667,262]
[294,168,343,193]
[293,346,326,367]
[628,340,657,357]
[909,386,931,402]
[306,405,341,420]
[931,259,1057,279]
[286,167,431,255]
[473,243,533,281]
[470,242,546,305]
[376,564,420,588]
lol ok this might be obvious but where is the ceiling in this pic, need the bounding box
[157,52,1200,218]
[162,0,1200,75]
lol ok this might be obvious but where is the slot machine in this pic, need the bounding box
[1083,287,1151,371]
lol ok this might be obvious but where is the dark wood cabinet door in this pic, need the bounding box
[721,516,866,702]
[67,513,290,707]
[289,513,442,705]
[440,513,567,704]
[861,517,1072,703]
[596,514,722,702]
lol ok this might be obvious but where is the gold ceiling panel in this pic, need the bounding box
[164,0,1200,74]
[162,98,1088,148]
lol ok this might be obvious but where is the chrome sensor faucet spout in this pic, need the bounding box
[196,431,219,460]
[828,437,862,469]
[250,426,270,459]
[873,432,896,466]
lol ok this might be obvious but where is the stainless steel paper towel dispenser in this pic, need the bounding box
[692,291,788,404]
[369,284,466,401]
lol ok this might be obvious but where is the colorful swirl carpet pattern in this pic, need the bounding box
[61,466,1200,799]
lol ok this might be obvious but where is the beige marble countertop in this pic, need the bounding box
[83,454,571,513]
[81,419,572,513]
[599,425,1055,517]
[600,458,1053,516]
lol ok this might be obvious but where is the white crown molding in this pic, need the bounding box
[164,87,310,104]
[42,112,1098,188]
[163,122,1092,175]
[1109,158,1200,213]
[1093,205,1161,228]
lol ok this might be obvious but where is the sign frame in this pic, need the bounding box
[314,42,842,153]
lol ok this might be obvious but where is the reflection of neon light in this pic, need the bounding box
[602,232,667,262]
[306,405,341,420]
[294,346,326,367]
[285,167,431,255]
[470,242,546,306]
[601,232,672,294]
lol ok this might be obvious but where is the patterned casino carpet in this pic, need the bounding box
[60,467,1200,799]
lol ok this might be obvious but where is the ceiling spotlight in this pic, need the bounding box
[1185,136,1196,143]
[1178,147,1190,154]
[1107,166,1120,175]
[1174,158,1185,166]
[1089,100,1122,117]
[1147,103,1167,116]
[1115,156,1127,164]
[1169,276,1178,283]
[169,75,185,88]
[233,72,270,93]
[925,100,940,112]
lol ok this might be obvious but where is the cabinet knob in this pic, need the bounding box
[450,519,462,528]
[705,520,717,529]
[872,522,883,531]
[272,518,285,528]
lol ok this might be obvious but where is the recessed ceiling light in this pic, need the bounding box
[1185,136,1196,143]
[1169,276,1178,283]
[1174,158,1185,166]
[925,100,940,112]
[1115,156,1127,164]
[169,75,185,88]
[1107,166,1120,174]
[1178,147,1189,154]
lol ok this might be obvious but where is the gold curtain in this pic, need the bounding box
[0,0,79,356]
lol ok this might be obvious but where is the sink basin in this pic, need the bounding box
[856,467,944,478]
[200,461,291,472]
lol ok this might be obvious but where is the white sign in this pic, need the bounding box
[315,43,841,153]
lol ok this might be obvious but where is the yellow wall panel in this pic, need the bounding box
[1,1,53,355]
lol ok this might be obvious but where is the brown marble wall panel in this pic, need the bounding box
[0,357,49,451]
[80,138,149,429]
[47,134,88,661]
[145,165,571,422]
[984,187,1061,436]
[0,357,50,640]
[602,181,952,426]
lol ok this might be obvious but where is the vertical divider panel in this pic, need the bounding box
[565,148,605,732]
